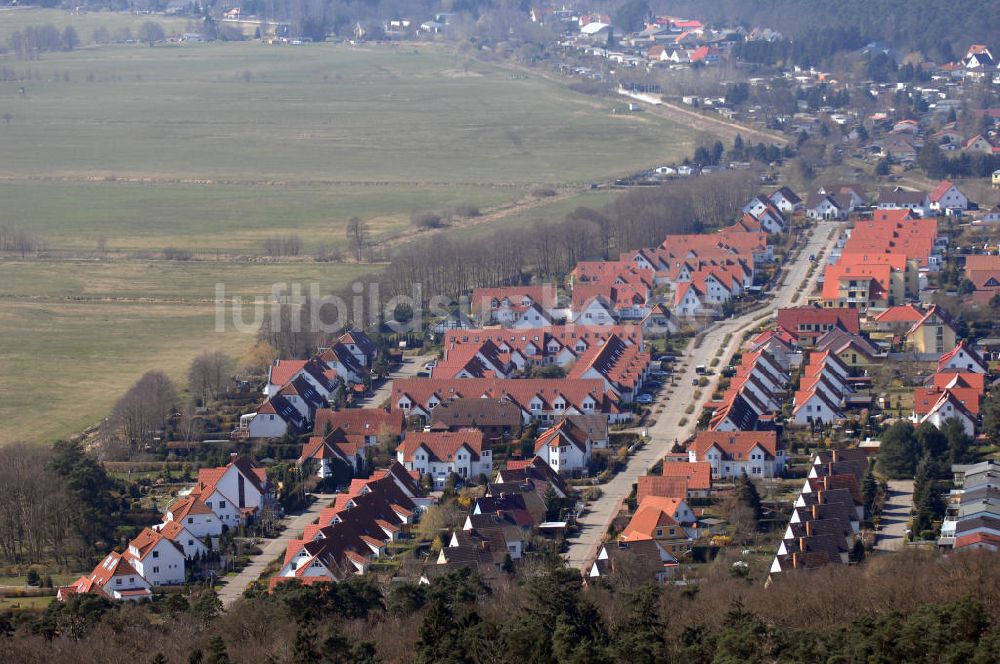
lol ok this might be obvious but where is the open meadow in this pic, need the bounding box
[0,17,700,445]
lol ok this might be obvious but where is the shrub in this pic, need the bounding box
[411,211,446,229]
[531,187,557,198]
[452,204,480,218]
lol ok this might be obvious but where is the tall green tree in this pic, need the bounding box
[862,461,879,517]
[878,421,919,479]
[735,472,763,521]
[613,0,650,33]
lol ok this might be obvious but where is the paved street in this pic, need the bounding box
[875,480,914,552]
[217,352,437,607]
[358,353,436,409]
[217,494,335,607]
[565,223,844,570]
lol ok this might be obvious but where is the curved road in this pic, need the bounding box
[565,222,845,571]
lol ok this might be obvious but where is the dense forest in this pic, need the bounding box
[3,551,999,663]
[658,0,999,63]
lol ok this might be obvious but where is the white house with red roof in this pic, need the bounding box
[59,552,152,602]
[124,527,186,586]
[390,377,624,425]
[396,430,491,487]
[929,180,969,212]
[188,455,272,527]
[533,418,594,473]
[154,520,210,560]
[298,433,364,477]
[938,340,988,374]
[918,390,977,437]
[160,495,222,539]
[241,394,310,439]
[687,431,785,479]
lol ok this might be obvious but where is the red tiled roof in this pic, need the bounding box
[689,431,779,461]
[621,496,687,541]
[637,475,688,502]
[397,430,486,463]
[660,461,712,491]
[874,304,925,323]
[313,408,403,441]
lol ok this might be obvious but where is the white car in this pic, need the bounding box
[636,394,654,404]
[423,361,437,371]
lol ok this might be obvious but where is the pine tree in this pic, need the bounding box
[204,636,229,664]
[735,472,762,521]
[862,462,879,517]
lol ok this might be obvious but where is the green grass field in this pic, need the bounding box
[0,7,190,44]
[0,23,701,446]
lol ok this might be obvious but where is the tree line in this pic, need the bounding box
[3,550,1000,662]
[8,24,80,60]
[0,441,120,569]
[659,0,999,64]
[258,170,759,356]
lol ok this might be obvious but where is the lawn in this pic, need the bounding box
[0,35,701,446]
[0,260,376,446]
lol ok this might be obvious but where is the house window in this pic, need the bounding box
[656,528,663,537]
[152,551,159,559]
[116,579,122,585]
[219,501,226,509]
[153,566,159,574]
[187,518,193,524]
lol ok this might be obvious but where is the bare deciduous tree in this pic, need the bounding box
[110,371,178,454]
[188,351,234,403]
[346,216,370,263]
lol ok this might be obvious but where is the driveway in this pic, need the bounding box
[564,223,843,570]
[356,353,436,409]
[875,480,914,552]
[216,493,336,608]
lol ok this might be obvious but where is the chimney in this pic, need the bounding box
[832,449,840,462]
[805,520,814,536]
[818,491,826,505]
[799,536,807,552]
[812,504,819,519]
[230,452,238,462]
[792,551,800,569]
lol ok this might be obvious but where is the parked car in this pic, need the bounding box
[636,394,654,404]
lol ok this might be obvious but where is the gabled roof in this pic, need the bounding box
[397,430,486,463]
[313,407,403,442]
[932,372,985,393]
[391,377,618,415]
[770,186,801,205]
[621,496,691,541]
[534,418,593,454]
[937,340,987,373]
[928,180,960,203]
[874,304,926,324]
[777,306,860,338]
[905,304,955,339]
[689,431,779,461]
[166,495,214,521]
[637,475,688,502]
[913,387,981,416]
[661,461,712,491]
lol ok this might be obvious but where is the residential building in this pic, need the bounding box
[124,527,186,586]
[396,430,491,486]
[687,431,785,478]
[59,552,152,602]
